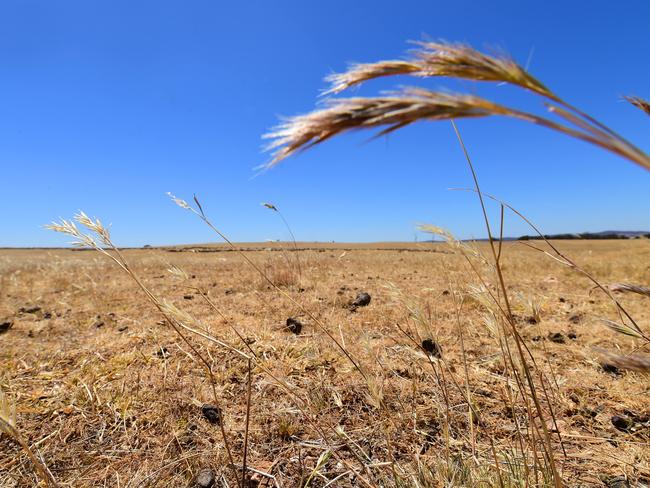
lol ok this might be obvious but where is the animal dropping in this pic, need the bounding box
[350,292,371,310]
[285,317,303,334]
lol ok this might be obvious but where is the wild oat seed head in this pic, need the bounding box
[323,41,552,98]
[262,202,278,211]
[324,60,422,95]
[167,265,189,280]
[264,89,509,165]
[45,219,81,238]
[412,41,552,97]
[167,192,191,210]
[594,348,650,372]
[74,212,111,243]
[600,318,644,339]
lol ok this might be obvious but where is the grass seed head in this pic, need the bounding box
[264,89,510,165]
[324,41,552,98]
[624,95,650,116]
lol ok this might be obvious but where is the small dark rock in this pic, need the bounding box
[43,312,52,319]
[298,287,306,293]
[567,331,577,340]
[195,468,215,488]
[526,316,538,325]
[442,290,450,296]
[201,404,222,425]
[156,346,169,358]
[94,321,105,328]
[611,415,633,432]
[117,326,129,332]
[558,297,566,303]
[531,335,543,342]
[548,332,565,344]
[0,321,13,334]
[183,294,194,300]
[350,292,371,309]
[286,317,302,335]
[421,339,442,358]
[224,288,234,295]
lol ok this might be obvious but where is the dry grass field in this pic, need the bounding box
[1,239,649,487]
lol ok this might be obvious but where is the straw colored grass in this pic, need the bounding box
[1,241,649,486]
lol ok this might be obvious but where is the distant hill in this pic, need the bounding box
[518,230,650,240]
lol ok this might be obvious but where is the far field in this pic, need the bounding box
[1,240,649,487]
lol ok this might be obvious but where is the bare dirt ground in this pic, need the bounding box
[1,240,649,487]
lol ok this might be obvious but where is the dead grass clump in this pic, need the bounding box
[259,256,300,289]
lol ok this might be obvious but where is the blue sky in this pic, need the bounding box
[2,1,649,247]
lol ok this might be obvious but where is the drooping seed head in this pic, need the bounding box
[324,41,553,98]
[264,89,513,165]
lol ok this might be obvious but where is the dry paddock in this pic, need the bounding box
[1,240,649,487]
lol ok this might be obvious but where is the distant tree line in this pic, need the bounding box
[518,232,650,240]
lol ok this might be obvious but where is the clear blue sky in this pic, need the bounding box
[2,1,649,247]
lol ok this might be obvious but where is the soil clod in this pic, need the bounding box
[548,332,565,344]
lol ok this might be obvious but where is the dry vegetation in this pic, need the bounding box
[1,240,649,487]
[2,40,650,487]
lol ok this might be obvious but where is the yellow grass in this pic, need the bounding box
[1,240,649,486]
